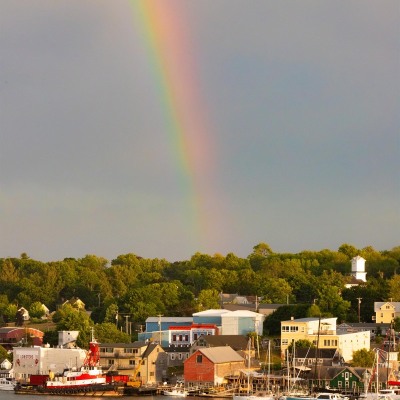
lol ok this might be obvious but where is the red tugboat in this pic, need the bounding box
[15,334,125,396]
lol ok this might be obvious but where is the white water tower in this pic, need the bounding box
[351,255,367,282]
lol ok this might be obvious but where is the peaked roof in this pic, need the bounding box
[304,365,365,380]
[194,346,244,364]
[374,302,400,312]
[142,342,162,358]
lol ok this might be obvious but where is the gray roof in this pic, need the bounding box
[374,302,400,312]
[196,346,244,363]
[196,335,249,350]
[146,317,193,323]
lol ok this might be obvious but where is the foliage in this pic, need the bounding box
[196,289,220,311]
[29,301,46,319]
[0,244,398,336]
[43,330,59,347]
[0,344,10,361]
[52,303,92,347]
[287,339,314,353]
[94,322,131,343]
[351,348,375,367]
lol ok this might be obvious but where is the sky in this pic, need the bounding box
[1,0,399,263]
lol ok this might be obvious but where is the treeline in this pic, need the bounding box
[0,243,399,332]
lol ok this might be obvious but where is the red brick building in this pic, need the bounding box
[184,346,245,386]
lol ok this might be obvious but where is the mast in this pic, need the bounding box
[313,316,321,392]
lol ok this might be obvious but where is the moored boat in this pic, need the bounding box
[285,393,349,400]
[14,335,123,396]
[163,387,189,397]
[0,377,17,391]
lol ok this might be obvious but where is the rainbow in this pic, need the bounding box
[128,0,216,249]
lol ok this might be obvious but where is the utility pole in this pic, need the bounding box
[125,315,130,335]
[158,314,163,345]
[357,298,362,323]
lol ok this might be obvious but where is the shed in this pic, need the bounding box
[184,346,245,385]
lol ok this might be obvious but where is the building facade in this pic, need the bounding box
[98,341,166,384]
[280,317,370,362]
[13,345,87,381]
[374,302,400,324]
[184,346,245,386]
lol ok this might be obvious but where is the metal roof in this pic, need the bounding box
[196,346,244,363]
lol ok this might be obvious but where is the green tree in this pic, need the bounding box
[338,244,359,259]
[94,323,131,343]
[388,275,400,301]
[52,304,92,344]
[4,303,17,322]
[29,301,45,319]
[393,317,400,332]
[104,304,119,324]
[256,277,292,304]
[196,289,220,311]
[288,339,314,353]
[351,348,375,367]
[0,345,10,361]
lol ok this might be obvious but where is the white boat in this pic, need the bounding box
[379,389,400,400]
[286,393,349,400]
[163,388,189,397]
[0,377,16,391]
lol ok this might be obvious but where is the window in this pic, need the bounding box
[193,334,198,340]
[282,339,288,345]
[185,335,189,341]
[338,381,342,388]
[290,326,299,332]
[173,335,177,341]
[108,360,114,366]
[178,353,183,360]
[196,355,202,363]
[171,354,175,360]
[129,360,135,366]
[105,348,113,353]
[124,348,133,354]
[282,326,289,332]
